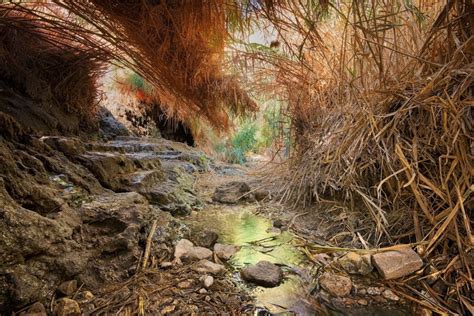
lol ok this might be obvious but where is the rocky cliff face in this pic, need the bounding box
[0,114,210,312]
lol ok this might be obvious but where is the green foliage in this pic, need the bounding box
[124,72,153,94]
[215,121,257,164]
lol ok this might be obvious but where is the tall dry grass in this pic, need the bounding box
[234,0,472,313]
[0,8,104,126]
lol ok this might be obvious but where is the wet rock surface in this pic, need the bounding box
[241,261,283,287]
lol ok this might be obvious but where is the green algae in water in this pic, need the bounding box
[189,206,305,268]
[187,206,311,313]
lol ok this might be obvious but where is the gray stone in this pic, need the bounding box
[54,298,81,316]
[57,280,78,296]
[191,230,219,248]
[174,239,213,263]
[212,181,254,204]
[200,275,214,288]
[191,247,213,260]
[192,260,225,274]
[213,243,240,261]
[319,272,352,297]
[240,261,283,287]
[174,239,194,261]
[339,252,373,275]
[372,248,423,279]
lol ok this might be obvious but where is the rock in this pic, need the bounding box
[177,280,193,289]
[339,252,373,275]
[174,239,213,262]
[357,299,368,306]
[77,152,136,191]
[41,136,85,157]
[319,272,352,297]
[200,275,214,288]
[240,261,283,287]
[191,230,219,248]
[192,260,226,274]
[372,248,423,279]
[160,262,173,269]
[212,181,254,204]
[273,219,284,228]
[213,243,240,261]
[143,181,201,216]
[98,107,130,137]
[254,189,269,201]
[75,291,94,303]
[382,289,400,301]
[21,302,47,316]
[191,247,214,260]
[54,298,81,316]
[198,288,207,294]
[366,287,383,296]
[174,239,194,261]
[57,280,78,297]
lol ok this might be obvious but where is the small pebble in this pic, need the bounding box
[200,275,214,288]
[367,287,382,295]
[198,288,207,294]
[357,299,368,306]
[160,262,173,269]
[382,289,400,301]
[177,280,193,289]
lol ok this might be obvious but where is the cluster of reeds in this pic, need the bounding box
[10,0,258,131]
[0,7,105,126]
[234,0,472,313]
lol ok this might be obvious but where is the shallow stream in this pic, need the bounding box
[187,205,318,314]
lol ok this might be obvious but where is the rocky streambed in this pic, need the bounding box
[0,127,424,315]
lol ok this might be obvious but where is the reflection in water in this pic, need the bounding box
[187,205,411,315]
[188,205,312,314]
